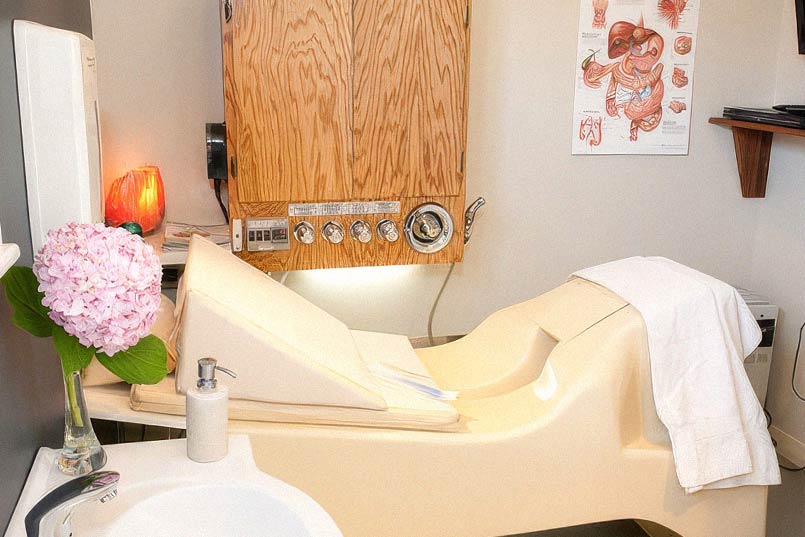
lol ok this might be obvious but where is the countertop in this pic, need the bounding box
[4,435,340,537]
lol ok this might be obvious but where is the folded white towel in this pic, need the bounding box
[573,257,781,493]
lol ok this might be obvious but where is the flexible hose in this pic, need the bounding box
[427,263,456,347]
[792,321,805,402]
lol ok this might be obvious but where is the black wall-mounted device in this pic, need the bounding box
[206,122,229,222]
[206,122,227,181]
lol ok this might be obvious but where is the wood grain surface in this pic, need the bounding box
[732,127,772,198]
[233,196,465,272]
[231,0,353,202]
[353,0,468,199]
[222,0,471,271]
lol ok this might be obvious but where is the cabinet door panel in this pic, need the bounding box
[354,0,468,199]
[232,0,353,202]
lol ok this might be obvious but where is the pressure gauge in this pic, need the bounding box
[403,204,453,254]
[321,221,345,244]
[376,219,400,243]
[349,220,373,243]
[293,221,315,244]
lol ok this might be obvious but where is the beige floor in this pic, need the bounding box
[766,463,805,537]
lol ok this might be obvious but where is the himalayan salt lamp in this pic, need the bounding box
[105,166,166,234]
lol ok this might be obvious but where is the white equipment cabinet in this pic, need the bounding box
[14,21,103,253]
[739,288,778,405]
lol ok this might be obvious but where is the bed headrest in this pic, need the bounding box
[175,235,385,409]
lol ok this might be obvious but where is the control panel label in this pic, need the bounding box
[289,201,401,217]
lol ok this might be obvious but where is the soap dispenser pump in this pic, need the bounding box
[186,357,237,463]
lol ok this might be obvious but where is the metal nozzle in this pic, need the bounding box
[25,471,120,537]
[463,197,486,244]
[197,358,237,390]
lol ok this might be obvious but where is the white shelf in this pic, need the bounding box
[0,243,21,278]
[144,230,189,267]
[143,225,231,267]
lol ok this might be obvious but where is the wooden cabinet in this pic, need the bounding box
[222,0,471,271]
[353,0,467,199]
[230,0,353,203]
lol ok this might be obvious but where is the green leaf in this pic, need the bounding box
[52,325,95,376]
[0,266,54,337]
[96,335,168,385]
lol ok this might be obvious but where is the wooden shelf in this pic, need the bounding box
[710,117,805,198]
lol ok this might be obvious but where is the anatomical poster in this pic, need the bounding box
[572,0,700,155]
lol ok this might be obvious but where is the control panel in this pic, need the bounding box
[231,199,467,271]
[291,218,404,247]
[246,218,290,252]
[280,205,453,254]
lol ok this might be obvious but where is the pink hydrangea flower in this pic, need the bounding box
[33,223,162,355]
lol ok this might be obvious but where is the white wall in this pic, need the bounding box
[91,0,226,224]
[290,0,776,337]
[92,1,803,444]
[749,0,805,455]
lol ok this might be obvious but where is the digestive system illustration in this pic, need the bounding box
[582,19,665,142]
[672,67,688,88]
[669,101,687,113]
[592,0,609,29]
[579,115,603,147]
[674,36,692,55]
[658,0,689,30]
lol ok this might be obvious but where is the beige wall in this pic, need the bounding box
[91,0,226,224]
[749,0,805,456]
[92,1,803,446]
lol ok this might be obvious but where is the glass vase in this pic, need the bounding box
[59,370,106,476]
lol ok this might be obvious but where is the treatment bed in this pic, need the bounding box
[145,237,772,537]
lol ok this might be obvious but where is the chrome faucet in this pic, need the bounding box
[25,471,119,537]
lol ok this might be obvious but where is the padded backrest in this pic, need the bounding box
[177,236,376,394]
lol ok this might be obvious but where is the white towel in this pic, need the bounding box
[573,257,781,493]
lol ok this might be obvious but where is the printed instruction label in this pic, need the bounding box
[289,201,401,217]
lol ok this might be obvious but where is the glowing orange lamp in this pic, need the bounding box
[105,165,166,234]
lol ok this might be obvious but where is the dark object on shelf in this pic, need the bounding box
[710,117,805,198]
[797,0,805,54]
[772,104,805,117]
[722,107,805,129]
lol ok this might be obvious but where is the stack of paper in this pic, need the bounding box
[162,222,230,252]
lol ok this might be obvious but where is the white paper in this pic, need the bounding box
[572,0,701,155]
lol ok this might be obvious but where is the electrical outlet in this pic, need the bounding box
[232,219,243,252]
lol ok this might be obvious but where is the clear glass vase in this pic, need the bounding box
[59,370,106,476]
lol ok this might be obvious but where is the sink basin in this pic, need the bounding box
[76,481,332,536]
[5,436,341,537]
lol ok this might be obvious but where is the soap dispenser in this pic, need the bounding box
[186,357,237,463]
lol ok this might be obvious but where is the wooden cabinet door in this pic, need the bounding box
[353,0,469,199]
[230,0,353,202]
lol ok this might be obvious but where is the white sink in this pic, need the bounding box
[6,435,341,537]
